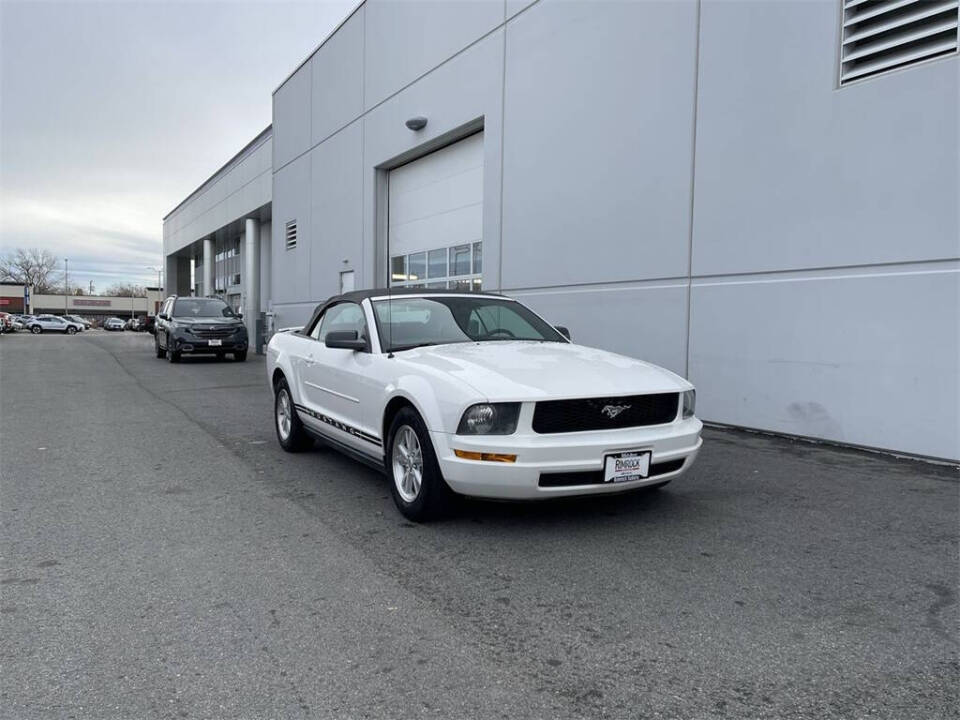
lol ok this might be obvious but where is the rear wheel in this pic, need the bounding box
[66,326,76,335]
[274,378,311,451]
[30,326,41,334]
[386,407,454,522]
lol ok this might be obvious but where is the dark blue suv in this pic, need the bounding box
[155,295,248,363]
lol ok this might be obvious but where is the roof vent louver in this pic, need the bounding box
[285,220,297,250]
[840,0,958,84]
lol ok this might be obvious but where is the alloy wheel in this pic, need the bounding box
[276,388,292,440]
[392,425,423,503]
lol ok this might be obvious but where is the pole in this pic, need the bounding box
[64,258,69,312]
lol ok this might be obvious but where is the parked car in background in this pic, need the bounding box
[103,317,126,331]
[11,315,28,330]
[26,315,83,335]
[63,314,92,330]
[155,295,248,362]
[266,289,702,521]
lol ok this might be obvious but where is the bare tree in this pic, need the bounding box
[105,282,147,298]
[0,248,63,293]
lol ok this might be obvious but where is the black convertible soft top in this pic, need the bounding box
[298,288,507,336]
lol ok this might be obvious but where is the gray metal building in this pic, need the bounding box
[163,0,959,461]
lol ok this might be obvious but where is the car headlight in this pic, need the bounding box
[682,389,696,419]
[457,403,520,435]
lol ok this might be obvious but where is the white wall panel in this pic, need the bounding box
[693,0,959,275]
[506,0,535,20]
[309,122,364,301]
[271,153,312,306]
[511,282,689,377]
[273,65,312,170]
[689,266,960,460]
[311,6,365,144]
[501,0,698,289]
[364,0,504,109]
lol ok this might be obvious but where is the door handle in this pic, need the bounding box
[305,354,315,365]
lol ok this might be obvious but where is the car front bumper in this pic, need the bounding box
[170,334,248,354]
[431,417,703,499]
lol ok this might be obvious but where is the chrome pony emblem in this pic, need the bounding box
[601,404,631,419]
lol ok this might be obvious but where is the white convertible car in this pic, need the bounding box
[266,289,702,520]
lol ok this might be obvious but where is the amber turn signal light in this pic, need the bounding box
[453,449,517,463]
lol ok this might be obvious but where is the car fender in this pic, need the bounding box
[266,334,303,407]
[387,370,485,435]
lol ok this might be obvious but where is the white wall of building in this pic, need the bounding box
[255,0,958,459]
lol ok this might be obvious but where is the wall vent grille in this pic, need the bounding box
[840,0,958,84]
[285,220,297,250]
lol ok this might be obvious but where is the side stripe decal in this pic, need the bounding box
[294,403,382,446]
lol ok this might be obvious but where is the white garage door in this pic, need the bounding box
[388,132,483,291]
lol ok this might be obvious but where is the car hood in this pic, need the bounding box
[395,341,691,400]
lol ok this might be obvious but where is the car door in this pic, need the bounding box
[157,300,173,347]
[300,302,381,455]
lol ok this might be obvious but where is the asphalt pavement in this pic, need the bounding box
[1,330,957,719]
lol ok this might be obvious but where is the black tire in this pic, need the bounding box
[30,326,41,334]
[167,346,181,363]
[66,326,76,335]
[155,338,165,358]
[385,406,455,522]
[234,351,247,362]
[274,378,311,452]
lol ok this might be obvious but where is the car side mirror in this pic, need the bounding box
[555,325,571,341]
[325,330,367,351]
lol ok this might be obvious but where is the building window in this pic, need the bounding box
[839,0,958,85]
[285,220,297,250]
[390,241,482,290]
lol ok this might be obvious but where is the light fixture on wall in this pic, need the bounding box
[405,116,428,131]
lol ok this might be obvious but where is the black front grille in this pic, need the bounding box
[539,458,684,488]
[192,326,236,339]
[532,393,679,434]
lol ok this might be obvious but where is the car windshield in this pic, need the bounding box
[173,298,235,318]
[372,295,565,352]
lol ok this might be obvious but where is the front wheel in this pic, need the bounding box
[30,326,41,334]
[167,347,180,363]
[274,378,311,452]
[386,407,454,522]
[66,326,77,335]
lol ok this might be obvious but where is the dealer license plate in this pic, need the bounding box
[208,339,222,346]
[604,451,651,483]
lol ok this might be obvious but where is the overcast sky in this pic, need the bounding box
[0,0,355,292]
